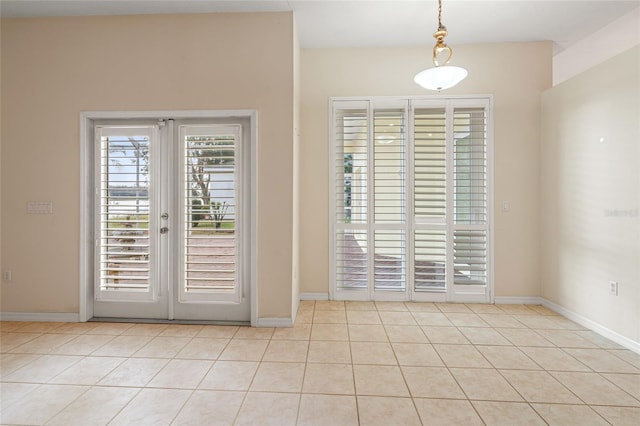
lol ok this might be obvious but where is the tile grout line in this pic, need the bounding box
[399,302,439,424]
[294,301,316,425]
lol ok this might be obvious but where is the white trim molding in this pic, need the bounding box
[291,297,300,325]
[553,7,640,86]
[255,317,293,328]
[474,295,639,354]
[541,299,640,355]
[0,312,80,322]
[494,296,543,305]
[300,292,330,301]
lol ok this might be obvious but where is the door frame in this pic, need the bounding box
[79,110,258,325]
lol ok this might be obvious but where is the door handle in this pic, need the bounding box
[160,227,169,234]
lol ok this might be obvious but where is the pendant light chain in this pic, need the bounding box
[432,0,450,67]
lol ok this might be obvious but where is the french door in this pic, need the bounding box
[330,97,492,303]
[91,118,251,321]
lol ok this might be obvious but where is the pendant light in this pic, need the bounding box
[414,0,468,91]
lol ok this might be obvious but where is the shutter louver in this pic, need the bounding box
[375,230,406,290]
[336,229,368,289]
[414,109,446,222]
[374,109,405,224]
[454,230,487,285]
[335,109,368,225]
[454,108,487,225]
[98,133,151,293]
[414,230,446,291]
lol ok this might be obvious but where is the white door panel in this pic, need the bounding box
[173,124,249,321]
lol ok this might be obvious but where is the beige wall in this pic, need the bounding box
[300,42,552,298]
[0,19,3,302]
[541,46,640,343]
[0,13,296,319]
[292,19,301,315]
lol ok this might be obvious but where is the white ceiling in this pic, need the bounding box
[1,1,638,53]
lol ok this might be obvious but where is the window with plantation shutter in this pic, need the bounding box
[330,97,492,302]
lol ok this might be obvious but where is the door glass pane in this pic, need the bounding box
[98,134,151,293]
[184,133,237,294]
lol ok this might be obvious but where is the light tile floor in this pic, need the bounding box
[1,302,639,425]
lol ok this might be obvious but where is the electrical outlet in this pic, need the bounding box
[609,281,618,296]
[2,270,11,282]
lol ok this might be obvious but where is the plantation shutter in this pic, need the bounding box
[331,98,491,302]
[413,107,447,291]
[333,102,369,291]
[180,125,242,303]
[95,125,157,301]
[453,108,488,286]
[373,107,407,291]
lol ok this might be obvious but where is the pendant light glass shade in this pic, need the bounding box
[415,0,467,91]
[414,65,468,91]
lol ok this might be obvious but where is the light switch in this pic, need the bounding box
[502,201,510,212]
[27,201,53,215]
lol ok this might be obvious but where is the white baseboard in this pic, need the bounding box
[300,292,329,301]
[0,311,294,328]
[255,317,293,328]
[0,312,80,322]
[541,298,640,354]
[494,296,543,305]
[305,294,545,305]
